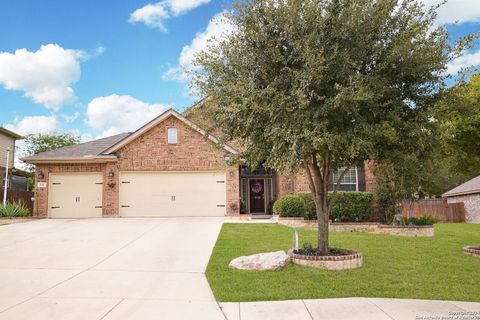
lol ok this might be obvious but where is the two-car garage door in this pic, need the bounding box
[47,171,227,218]
[119,172,226,217]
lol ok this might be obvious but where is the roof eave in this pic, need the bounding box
[0,127,24,140]
[21,155,118,164]
[442,189,480,198]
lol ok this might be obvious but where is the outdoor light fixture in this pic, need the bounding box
[37,171,45,180]
[107,170,115,178]
[229,171,234,177]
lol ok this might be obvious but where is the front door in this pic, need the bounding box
[249,178,265,213]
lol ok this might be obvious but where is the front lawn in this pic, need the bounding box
[206,223,480,302]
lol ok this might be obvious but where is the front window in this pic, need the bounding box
[167,128,177,144]
[332,167,358,191]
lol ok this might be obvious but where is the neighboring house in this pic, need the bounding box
[23,106,376,219]
[443,175,480,223]
[0,127,24,190]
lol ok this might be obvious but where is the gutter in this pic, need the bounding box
[21,155,118,164]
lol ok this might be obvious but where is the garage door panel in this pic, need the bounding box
[119,172,226,217]
[48,173,103,218]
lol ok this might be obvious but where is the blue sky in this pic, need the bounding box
[0,0,479,154]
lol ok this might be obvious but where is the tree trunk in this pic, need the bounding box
[304,156,352,256]
[304,156,330,255]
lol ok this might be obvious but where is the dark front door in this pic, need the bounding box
[249,179,265,213]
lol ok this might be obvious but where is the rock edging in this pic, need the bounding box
[289,250,363,270]
[277,217,434,237]
[463,246,480,257]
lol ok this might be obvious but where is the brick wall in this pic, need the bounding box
[276,161,377,197]
[33,115,241,217]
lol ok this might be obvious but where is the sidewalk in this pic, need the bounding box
[219,298,480,320]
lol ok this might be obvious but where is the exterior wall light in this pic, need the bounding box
[37,171,45,180]
[107,170,115,178]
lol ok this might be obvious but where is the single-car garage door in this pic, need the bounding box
[48,173,103,218]
[119,171,226,217]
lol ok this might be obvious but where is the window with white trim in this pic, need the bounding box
[332,167,358,191]
[167,128,177,144]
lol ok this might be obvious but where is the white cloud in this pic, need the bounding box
[0,44,103,110]
[447,49,480,74]
[5,115,58,135]
[421,0,480,25]
[60,112,80,123]
[163,11,234,82]
[86,94,170,137]
[129,0,210,31]
[167,0,211,15]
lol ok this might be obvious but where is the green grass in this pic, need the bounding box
[206,223,480,302]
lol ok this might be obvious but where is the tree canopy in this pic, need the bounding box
[192,0,473,253]
[22,133,80,171]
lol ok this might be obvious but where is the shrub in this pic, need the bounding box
[330,192,374,222]
[405,215,438,226]
[297,192,374,222]
[0,200,31,218]
[272,195,306,217]
[297,192,316,220]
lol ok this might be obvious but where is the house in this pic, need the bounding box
[0,127,24,190]
[443,175,480,223]
[23,106,376,219]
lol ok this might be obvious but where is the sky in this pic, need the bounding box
[0,0,479,166]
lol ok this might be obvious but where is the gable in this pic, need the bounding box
[104,109,238,155]
[116,115,232,171]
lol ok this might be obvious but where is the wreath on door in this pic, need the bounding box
[252,181,263,193]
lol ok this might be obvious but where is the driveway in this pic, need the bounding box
[0,218,225,320]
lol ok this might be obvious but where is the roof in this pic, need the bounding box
[443,175,480,197]
[0,127,23,140]
[103,108,239,155]
[22,107,239,164]
[22,133,130,163]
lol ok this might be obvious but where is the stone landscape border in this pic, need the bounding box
[463,246,480,258]
[291,250,363,270]
[276,217,434,237]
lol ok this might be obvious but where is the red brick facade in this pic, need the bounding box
[275,162,377,196]
[33,115,240,217]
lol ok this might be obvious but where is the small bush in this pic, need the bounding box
[330,192,374,222]
[297,192,316,220]
[0,200,31,218]
[405,215,438,226]
[296,192,374,222]
[272,195,306,217]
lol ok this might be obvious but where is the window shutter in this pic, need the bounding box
[357,166,366,192]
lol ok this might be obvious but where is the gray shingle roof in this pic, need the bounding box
[443,175,480,197]
[22,133,130,161]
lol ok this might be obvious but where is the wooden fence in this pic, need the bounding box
[0,188,34,213]
[402,198,465,222]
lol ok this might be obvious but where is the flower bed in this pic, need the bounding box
[463,246,480,258]
[277,217,434,237]
[289,248,363,270]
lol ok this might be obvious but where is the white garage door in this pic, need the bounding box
[119,171,226,217]
[48,173,103,218]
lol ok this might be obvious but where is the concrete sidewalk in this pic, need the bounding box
[219,298,480,320]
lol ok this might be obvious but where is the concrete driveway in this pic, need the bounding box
[0,218,225,320]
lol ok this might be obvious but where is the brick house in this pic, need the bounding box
[443,175,480,223]
[23,107,376,218]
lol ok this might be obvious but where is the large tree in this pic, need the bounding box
[22,133,80,171]
[193,0,470,254]
[435,73,480,180]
